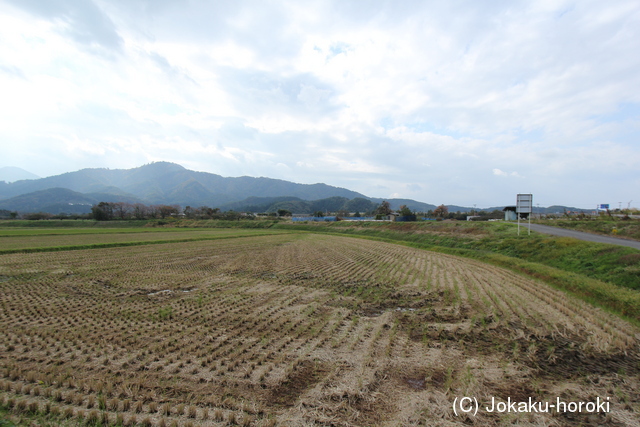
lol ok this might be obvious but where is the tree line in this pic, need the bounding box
[374,202,504,221]
[90,201,505,221]
[91,202,181,220]
[91,202,256,221]
[2,200,505,221]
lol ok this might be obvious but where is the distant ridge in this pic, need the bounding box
[0,166,40,183]
[0,162,591,214]
[0,187,143,214]
[0,162,368,213]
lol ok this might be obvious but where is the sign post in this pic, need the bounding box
[597,204,609,216]
[516,194,533,236]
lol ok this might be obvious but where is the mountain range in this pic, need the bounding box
[0,166,40,183]
[0,162,419,214]
[0,162,588,215]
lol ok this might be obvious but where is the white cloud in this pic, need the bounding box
[493,169,523,178]
[0,0,639,207]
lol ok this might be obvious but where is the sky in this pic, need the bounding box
[0,0,639,209]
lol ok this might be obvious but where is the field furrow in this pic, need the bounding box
[1,233,639,426]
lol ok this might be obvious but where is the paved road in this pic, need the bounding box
[512,222,640,250]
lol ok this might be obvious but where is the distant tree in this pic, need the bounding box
[202,207,221,219]
[157,205,179,219]
[452,211,466,220]
[10,212,17,219]
[113,202,132,220]
[398,205,412,216]
[183,205,194,219]
[145,205,158,219]
[92,202,114,221]
[196,206,210,219]
[433,204,448,218]
[224,210,240,221]
[132,203,148,220]
[375,201,392,216]
[314,211,324,218]
[24,212,52,220]
[277,209,292,217]
[353,211,361,218]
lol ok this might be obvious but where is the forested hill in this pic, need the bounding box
[0,162,366,209]
[0,162,589,214]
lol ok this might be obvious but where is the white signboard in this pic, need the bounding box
[516,194,533,213]
[516,193,533,236]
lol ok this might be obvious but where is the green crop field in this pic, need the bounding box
[1,229,639,426]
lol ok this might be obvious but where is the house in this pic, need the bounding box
[502,206,517,221]
[503,206,529,221]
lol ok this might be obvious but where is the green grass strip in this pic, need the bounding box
[0,231,293,255]
[0,227,210,237]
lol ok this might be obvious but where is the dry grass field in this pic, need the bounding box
[1,232,639,426]
[0,229,283,252]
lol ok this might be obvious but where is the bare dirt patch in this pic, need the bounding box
[268,360,331,407]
